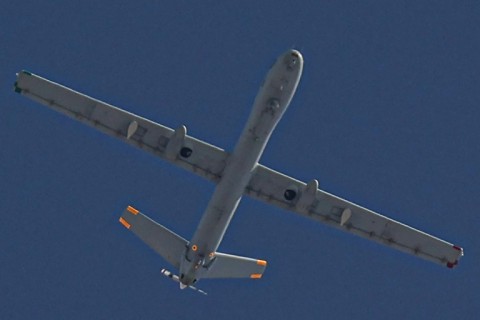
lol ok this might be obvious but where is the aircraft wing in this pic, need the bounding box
[246,165,464,268]
[14,71,228,182]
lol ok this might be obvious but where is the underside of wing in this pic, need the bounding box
[247,165,464,268]
[119,206,188,269]
[14,71,228,182]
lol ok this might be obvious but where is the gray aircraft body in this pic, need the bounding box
[14,50,463,293]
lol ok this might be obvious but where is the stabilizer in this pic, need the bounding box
[119,206,188,269]
[204,252,267,279]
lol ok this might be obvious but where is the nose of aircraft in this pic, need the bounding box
[285,49,303,69]
[290,49,302,58]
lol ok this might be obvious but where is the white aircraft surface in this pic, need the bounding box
[14,50,463,293]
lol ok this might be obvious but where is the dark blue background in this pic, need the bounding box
[1,1,478,319]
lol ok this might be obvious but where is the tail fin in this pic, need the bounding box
[119,206,187,269]
[203,252,267,279]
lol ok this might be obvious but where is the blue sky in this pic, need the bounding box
[1,1,479,319]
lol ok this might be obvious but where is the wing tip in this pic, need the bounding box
[14,70,34,93]
[446,245,464,269]
[452,245,463,254]
[14,82,22,94]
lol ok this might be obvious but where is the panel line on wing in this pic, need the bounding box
[246,165,463,268]
[15,71,229,184]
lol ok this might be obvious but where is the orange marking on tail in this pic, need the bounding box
[119,217,131,229]
[127,206,139,215]
[257,260,267,267]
